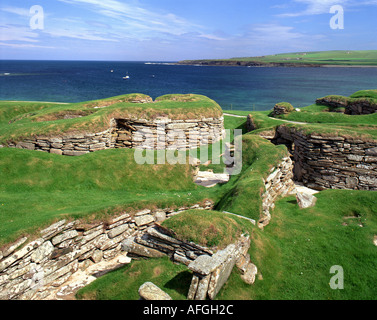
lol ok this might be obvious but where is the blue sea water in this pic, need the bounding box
[1,60,377,111]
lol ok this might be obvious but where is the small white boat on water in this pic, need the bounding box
[123,72,130,79]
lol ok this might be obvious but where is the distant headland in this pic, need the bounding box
[178,50,377,67]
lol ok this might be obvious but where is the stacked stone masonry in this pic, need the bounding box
[274,126,377,191]
[8,116,225,155]
[0,201,213,300]
[259,156,296,228]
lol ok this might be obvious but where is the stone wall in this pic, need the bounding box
[114,117,224,150]
[0,201,213,300]
[9,130,113,156]
[316,97,377,115]
[274,126,377,191]
[259,156,296,228]
[8,116,225,155]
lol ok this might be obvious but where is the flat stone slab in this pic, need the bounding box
[194,171,230,188]
[138,282,172,300]
[188,245,235,276]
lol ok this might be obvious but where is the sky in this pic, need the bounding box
[0,0,377,61]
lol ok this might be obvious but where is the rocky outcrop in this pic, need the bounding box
[0,201,214,300]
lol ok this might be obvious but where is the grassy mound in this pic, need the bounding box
[275,102,295,112]
[162,210,250,249]
[216,134,288,221]
[350,89,377,100]
[0,93,223,145]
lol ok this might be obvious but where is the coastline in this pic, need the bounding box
[177,61,377,68]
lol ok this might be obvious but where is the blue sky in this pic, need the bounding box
[0,0,377,61]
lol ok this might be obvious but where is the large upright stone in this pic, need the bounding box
[296,192,317,209]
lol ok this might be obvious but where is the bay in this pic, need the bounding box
[1,60,377,111]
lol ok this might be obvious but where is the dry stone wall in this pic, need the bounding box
[0,201,213,300]
[274,126,377,191]
[8,116,224,155]
[10,130,113,156]
[259,156,296,228]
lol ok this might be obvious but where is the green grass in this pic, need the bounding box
[216,189,377,300]
[350,89,377,100]
[0,106,250,246]
[76,256,192,300]
[75,189,377,300]
[2,90,377,300]
[279,104,377,126]
[0,147,221,245]
[234,89,377,140]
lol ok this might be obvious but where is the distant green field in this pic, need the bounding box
[233,50,377,65]
[180,50,377,66]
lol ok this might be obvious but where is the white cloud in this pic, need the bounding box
[0,25,39,42]
[0,42,55,49]
[278,0,351,17]
[44,26,120,42]
[1,6,31,17]
[57,0,201,36]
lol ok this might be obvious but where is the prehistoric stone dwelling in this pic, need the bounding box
[9,116,225,156]
[247,114,377,191]
[272,126,377,191]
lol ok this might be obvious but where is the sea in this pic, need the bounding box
[1,60,377,111]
